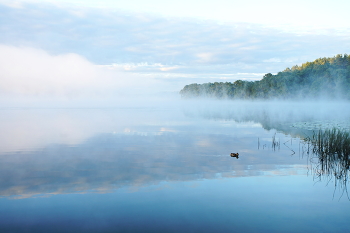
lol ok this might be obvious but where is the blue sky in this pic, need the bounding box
[0,0,349,96]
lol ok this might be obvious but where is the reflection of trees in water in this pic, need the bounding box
[183,101,350,199]
[256,124,350,200]
[303,128,350,200]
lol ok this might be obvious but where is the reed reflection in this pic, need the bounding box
[2,101,349,199]
[184,101,350,199]
[0,129,303,199]
[303,128,350,199]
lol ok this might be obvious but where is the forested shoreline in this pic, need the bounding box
[180,54,350,100]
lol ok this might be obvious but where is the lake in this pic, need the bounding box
[0,98,349,232]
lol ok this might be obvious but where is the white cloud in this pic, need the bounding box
[0,44,157,97]
[196,52,215,63]
[12,0,350,29]
[263,58,281,63]
[159,66,178,72]
[0,1,350,88]
[0,45,101,96]
[0,0,23,8]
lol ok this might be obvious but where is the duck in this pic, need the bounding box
[230,153,239,158]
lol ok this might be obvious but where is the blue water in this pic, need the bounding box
[0,101,349,232]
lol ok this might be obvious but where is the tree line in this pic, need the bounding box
[180,54,350,100]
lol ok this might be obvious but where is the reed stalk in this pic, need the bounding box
[304,128,350,199]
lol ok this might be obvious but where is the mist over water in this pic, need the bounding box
[1,0,350,229]
[1,95,350,232]
[1,45,350,232]
[1,98,349,188]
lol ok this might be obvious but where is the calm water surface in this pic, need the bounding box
[0,100,349,232]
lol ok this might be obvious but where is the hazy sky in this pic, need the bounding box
[3,0,350,28]
[0,0,349,97]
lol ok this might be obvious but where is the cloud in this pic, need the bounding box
[0,110,308,198]
[196,52,215,63]
[0,44,163,98]
[0,45,105,96]
[0,1,350,85]
[0,0,23,8]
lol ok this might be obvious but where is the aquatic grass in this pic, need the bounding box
[309,128,350,159]
[304,128,350,200]
[257,134,280,150]
[259,127,350,199]
[271,133,280,151]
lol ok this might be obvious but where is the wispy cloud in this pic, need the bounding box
[0,1,349,94]
[0,0,23,8]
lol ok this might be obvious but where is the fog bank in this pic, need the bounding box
[0,44,176,108]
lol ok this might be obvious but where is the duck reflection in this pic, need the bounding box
[0,130,302,199]
[2,101,349,199]
[184,100,350,197]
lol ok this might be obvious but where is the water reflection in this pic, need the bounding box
[182,100,350,198]
[182,100,350,136]
[1,101,350,233]
[0,129,305,198]
[1,101,350,199]
[0,107,185,153]
[301,129,350,199]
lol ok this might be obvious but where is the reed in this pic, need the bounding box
[272,133,280,151]
[307,128,350,162]
[304,128,350,199]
